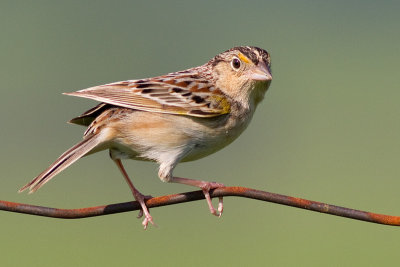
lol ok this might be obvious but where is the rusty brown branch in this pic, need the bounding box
[1,186,399,226]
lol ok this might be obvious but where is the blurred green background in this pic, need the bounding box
[1,0,399,266]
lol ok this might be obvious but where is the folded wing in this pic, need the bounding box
[65,71,231,118]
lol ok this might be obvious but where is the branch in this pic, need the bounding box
[1,186,399,226]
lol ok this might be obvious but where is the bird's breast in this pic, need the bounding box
[107,108,253,163]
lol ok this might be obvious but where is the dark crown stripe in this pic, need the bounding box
[233,46,259,65]
[211,46,270,66]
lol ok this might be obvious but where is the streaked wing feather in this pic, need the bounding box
[64,71,230,118]
[68,103,112,126]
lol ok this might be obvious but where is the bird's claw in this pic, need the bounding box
[217,197,224,217]
[142,213,156,230]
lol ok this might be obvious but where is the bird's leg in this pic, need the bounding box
[170,177,224,217]
[113,159,154,229]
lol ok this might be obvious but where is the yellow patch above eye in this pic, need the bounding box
[237,53,250,64]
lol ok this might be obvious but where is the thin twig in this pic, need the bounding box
[1,186,399,226]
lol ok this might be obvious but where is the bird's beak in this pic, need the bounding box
[248,62,272,81]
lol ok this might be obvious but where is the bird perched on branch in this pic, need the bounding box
[19,46,272,229]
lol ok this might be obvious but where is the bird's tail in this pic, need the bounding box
[19,135,101,193]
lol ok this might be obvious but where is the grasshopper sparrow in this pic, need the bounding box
[20,46,272,228]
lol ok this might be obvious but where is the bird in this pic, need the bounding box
[19,46,272,229]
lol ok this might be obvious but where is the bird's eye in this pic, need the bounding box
[231,57,241,70]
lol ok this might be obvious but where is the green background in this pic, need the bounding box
[1,1,399,266]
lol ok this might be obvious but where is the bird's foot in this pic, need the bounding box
[133,192,156,229]
[170,177,225,217]
[199,181,224,217]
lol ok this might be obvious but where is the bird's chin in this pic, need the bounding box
[251,79,271,88]
[250,80,271,105]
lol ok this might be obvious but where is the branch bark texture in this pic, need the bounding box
[1,186,399,226]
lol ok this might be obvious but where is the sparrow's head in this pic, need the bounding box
[210,46,272,107]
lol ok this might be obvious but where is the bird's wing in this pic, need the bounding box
[64,71,231,118]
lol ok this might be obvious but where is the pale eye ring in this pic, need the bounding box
[231,57,241,70]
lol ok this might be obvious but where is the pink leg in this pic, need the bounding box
[170,177,224,217]
[114,159,155,229]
